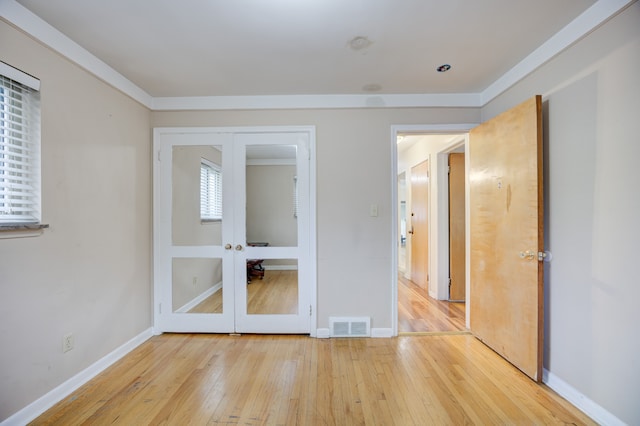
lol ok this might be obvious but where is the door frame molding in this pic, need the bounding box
[390,124,476,336]
[152,125,317,336]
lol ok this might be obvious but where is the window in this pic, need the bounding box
[0,62,41,226]
[200,159,222,221]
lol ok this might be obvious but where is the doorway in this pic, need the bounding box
[394,128,471,334]
[153,127,317,335]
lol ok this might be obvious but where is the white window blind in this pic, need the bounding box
[0,64,41,225]
[200,159,222,220]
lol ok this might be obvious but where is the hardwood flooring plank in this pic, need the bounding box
[32,334,596,426]
[398,274,465,333]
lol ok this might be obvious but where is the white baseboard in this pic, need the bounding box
[371,328,393,338]
[175,282,221,313]
[1,328,153,426]
[263,265,298,271]
[543,369,624,426]
[316,328,330,338]
[315,327,392,338]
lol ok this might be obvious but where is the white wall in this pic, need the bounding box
[0,20,152,421]
[483,4,640,424]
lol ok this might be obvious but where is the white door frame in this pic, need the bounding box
[153,125,317,336]
[390,124,476,336]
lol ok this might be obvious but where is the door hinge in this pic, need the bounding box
[309,305,312,316]
[159,303,162,314]
[448,277,452,288]
[157,150,161,162]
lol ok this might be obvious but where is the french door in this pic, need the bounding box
[153,127,314,334]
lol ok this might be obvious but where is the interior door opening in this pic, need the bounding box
[394,96,544,380]
[396,132,467,333]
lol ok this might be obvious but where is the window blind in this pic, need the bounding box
[200,159,222,220]
[0,68,41,224]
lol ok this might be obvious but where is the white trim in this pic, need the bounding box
[0,328,153,426]
[151,93,481,110]
[2,0,630,111]
[481,0,634,104]
[174,282,222,313]
[435,137,467,300]
[316,328,330,338]
[0,61,40,90]
[262,264,298,271]
[246,158,296,166]
[371,328,394,338]
[0,0,152,108]
[543,369,625,426]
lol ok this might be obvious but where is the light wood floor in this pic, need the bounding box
[189,270,298,315]
[31,333,595,425]
[190,271,463,334]
[398,274,466,333]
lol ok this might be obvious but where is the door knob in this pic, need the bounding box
[224,243,232,250]
[235,244,244,251]
[519,250,535,260]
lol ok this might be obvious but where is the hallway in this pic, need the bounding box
[398,274,466,333]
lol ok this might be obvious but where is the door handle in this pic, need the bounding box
[235,244,244,251]
[519,250,535,260]
[224,243,232,250]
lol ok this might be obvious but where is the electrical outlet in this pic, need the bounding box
[62,333,74,353]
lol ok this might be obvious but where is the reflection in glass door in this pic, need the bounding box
[154,132,234,333]
[153,128,313,334]
[233,134,311,333]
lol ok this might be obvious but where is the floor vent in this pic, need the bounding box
[329,317,371,337]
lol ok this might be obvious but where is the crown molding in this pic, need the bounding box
[2,0,633,111]
[151,93,482,111]
[481,0,634,105]
[0,0,153,108]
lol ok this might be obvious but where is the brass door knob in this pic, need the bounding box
[519,250,535,260]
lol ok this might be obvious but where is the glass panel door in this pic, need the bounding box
[233,133,311,333]
[155,132,234,333]
[154,129,311,334]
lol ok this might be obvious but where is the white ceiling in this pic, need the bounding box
[10,0,604,101]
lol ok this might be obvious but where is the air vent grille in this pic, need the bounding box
[329,317,371,337]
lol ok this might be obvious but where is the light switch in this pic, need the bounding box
[370,204,378,217]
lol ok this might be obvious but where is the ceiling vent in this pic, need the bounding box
[329,317,371,337]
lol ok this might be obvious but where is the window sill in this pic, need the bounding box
[201,219,222,224]
[0,223,49,239]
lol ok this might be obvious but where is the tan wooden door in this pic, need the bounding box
[469,95,544,381]
[410,160,429,289]
[448,152,466,301]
